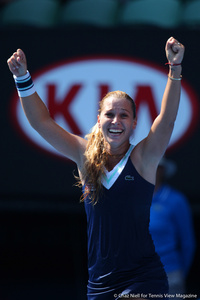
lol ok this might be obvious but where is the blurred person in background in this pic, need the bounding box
[149,157,196,297]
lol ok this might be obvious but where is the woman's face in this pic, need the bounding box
[98,96,137,149]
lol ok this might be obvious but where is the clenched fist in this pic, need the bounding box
[165,37,185,65]
[7,49,27,77]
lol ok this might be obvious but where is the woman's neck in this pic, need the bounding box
[105,142,130,156]
[105,143,130,171]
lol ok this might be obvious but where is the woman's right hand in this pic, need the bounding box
[7,49,27,77]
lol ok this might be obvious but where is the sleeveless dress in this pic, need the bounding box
[84,145,169,299]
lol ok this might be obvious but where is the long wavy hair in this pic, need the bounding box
[77,90,136,204]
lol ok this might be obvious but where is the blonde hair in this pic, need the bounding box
[77,91,136,204]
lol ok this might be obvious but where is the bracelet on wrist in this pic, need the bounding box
[13,70,36,97]
[165,62,182,66]
[168,75,182,81]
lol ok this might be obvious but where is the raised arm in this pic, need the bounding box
[7,49,86,167]
[132,37,185,183]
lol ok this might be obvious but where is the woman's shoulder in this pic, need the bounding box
[130,142,157,185]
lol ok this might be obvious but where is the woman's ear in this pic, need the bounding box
[133,117,137,129]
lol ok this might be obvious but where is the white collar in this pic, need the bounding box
[101,144,134,190]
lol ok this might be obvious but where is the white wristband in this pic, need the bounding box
[14,71,36,97]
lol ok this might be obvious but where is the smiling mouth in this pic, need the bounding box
[108,129,124,134]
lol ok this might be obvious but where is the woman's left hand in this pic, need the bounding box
[165,37,185,65]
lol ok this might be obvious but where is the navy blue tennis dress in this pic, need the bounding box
[84,145,169,300]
